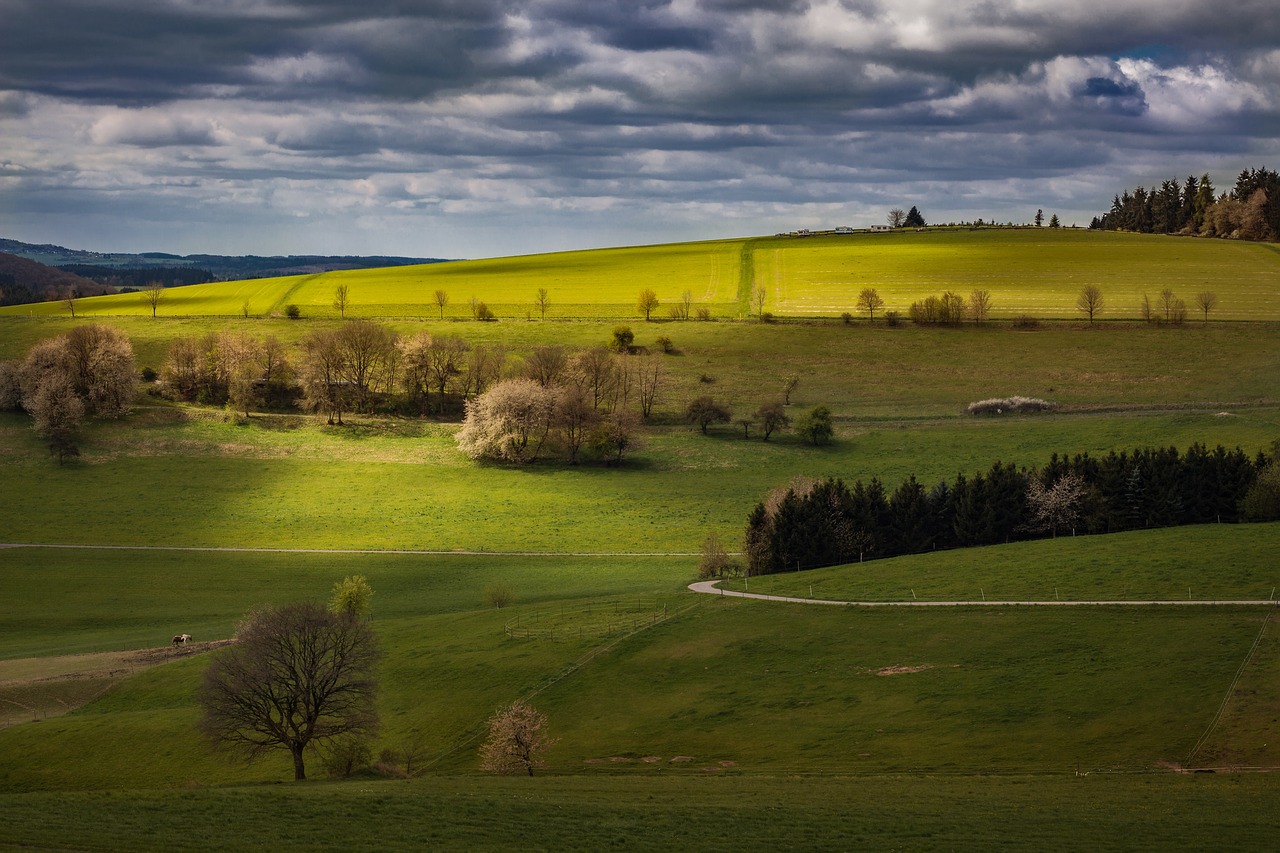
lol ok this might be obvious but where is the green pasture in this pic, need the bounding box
[2,316,1278,423]
[3,406,1276,553]
[1,239,743,320]
[1,774,1277,852]
[2,533,1277,788]
[2,226,1279,845]
[754,229,1280,319]
[720,524,1280,603]
[5,228,1278,321]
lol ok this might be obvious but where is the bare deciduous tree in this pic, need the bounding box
[144,281,164,318]
[62,287,77,318]
[888,208,906,228]
[685,395,731,434]
[1076,285,1104,324]
[462,343,506,400]
[635,354,661,419]
[569,347,617,410]
[534,287,550,320]
[592,409,639,465]
[199,601,380,781]
[697,532,733,579]
[335,321,397,413]
[1195,291,1218,322]
[783,376,799,405]
[856,287,884,322]
[754,401,790,441]
[333,284,350,318]
[752,284,768,318]
[968,289,992,323]
[555,385,598,464]
[426,335,471,403]
[523,345,569,387]
[300,329,349,424]
[397,331,434,413]
[679,289,693,320]
[434,289,449,320]
[219,332,265,417]
[478,701,555,776]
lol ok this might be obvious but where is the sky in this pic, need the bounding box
[2,0,1279,259]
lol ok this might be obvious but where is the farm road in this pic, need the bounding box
[688,580,1278,607]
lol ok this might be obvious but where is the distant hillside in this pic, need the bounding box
[0,237,451,282]
[0,253,110,307]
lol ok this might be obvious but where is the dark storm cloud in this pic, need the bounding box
[1,1,1278,256]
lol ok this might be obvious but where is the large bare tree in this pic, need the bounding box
[199,601,379,781]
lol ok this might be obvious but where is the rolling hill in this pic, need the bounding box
[4,227,1276,321]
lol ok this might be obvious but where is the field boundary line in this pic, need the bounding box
[0,543,698,557]
[689,580,1279,607]
[1185,609,1274,766]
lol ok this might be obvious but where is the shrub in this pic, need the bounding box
[655,335,675,354]
[965,396,1058,416]
[484,582,515,609]
[695,307,712,321]
[759,311,774,323]
[610,326,634,352]
[795,405,834,445]
[1013,314,1039,329]
[285,304,301,319]
[320,736,373,778]
[841,312,854,324]
[699,374,716,384]
[884,311,901,327]
[1240,464,1280,522]
[697,532,735,579]
[475,301,496,321]
[140,366,158,382]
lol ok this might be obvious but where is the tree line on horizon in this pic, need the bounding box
[739,442,1278,576]
[1089,167,1280,242]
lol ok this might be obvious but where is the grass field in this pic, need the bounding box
[2,774,1277,852]
[4,228,1278,321]
[2,228,1279,847]
[719,524,1280,603]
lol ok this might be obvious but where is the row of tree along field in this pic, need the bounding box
[734,443,1280,577]
[0,321,681,466]
[846,284,1220,327]
[1090,167,1280,241]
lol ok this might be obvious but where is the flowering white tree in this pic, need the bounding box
[456,378,557,462]
[479,701,556,776]
[1026,471,1087,538]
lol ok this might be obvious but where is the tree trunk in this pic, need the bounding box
[292,743,307,780]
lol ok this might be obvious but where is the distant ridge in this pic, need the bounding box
[0,237,454,282]
[0,252,107,306]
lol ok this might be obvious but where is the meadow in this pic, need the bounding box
[1,228,1279,849]
[4,228,1279,321]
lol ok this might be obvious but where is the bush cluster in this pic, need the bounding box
[965,396,1058,416]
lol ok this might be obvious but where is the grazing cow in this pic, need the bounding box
[171,633,192,646]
